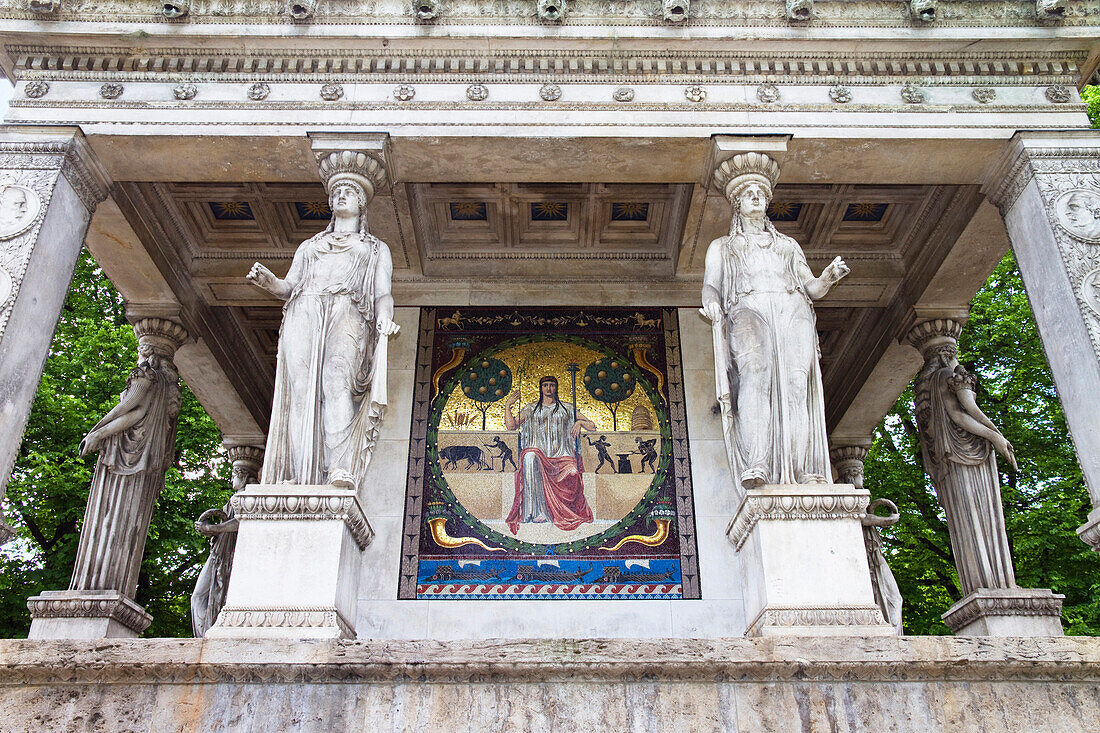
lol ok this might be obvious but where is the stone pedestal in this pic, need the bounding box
[942,588,1065,637]
[26,590,152,639]
[727,484,894,637]
[207,484,373,640]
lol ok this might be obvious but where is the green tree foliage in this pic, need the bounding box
[583,356,636,430]
[865,253,1100,635]
[0,251,229,638]
[1082,85,1100,128]
[459,357,512,430]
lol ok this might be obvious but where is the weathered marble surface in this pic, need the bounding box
[1,637,1099,731]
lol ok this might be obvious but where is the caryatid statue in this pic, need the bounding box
[70,317,187,598]
[701,152,850,490]
[909,319,1019,595]
[247,151,399,491]
[190,444,262,638]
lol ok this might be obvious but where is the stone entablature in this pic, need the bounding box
[0,0,1097,27]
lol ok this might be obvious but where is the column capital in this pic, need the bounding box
[308,132,392,203]
[132,317,189,356]
[705,134,790,190]
[982,130,1100,216]
[905,318,963,357]
[0,125,109,213]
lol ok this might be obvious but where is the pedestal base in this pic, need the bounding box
[942,588,1065,636]
[1076,506,1100,553]
[728,483,894,637]
[26,589,152,639]
[206,484,372,640]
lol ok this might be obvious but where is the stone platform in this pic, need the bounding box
[1,637,1098,731]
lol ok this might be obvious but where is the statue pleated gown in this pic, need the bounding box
[261,230,388,489]
[916,365,1016,594]
[70,361,180,596]
[719,229,831,486]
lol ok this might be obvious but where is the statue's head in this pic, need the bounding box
[317,150,388,232]
[714,151,781,219]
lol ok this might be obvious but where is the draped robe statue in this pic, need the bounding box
[701,152,850,490]
[190,445,262,637]
[912,334,1019,595]
[70,319,186,597]
[248,152,398,491]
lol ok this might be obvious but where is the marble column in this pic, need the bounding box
[906,318,1063,636]
[28,315,188,639]
[0,126,109,544]
[830,442,904,635]
[982,131,1100,554]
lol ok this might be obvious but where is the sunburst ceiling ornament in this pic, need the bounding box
[531,202,568,221]
[295,201,332,220]
[766,201,803,222]
[449,202,488,221]
[611,202,649,221]
[209,201,254,220]
[843,203,888,222]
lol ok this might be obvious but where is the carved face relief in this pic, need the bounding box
[330,183,364,220]
[1056,189,1100,243]
[0,184,40,240]
[1080,268,1100,320]
[737,183,770,219]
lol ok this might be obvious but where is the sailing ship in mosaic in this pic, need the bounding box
[399,307,700,600]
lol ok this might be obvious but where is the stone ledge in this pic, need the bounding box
[2,637,1099,685]
[726,483,869,550]
[231,484,374,550]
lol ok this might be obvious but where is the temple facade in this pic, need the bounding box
[1,1,1100,729]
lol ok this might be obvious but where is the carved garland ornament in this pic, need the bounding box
[684,85,706,102]
[24,81,48,99]
[26,594,153,633]
[756,83,780,103]
[320,83,344,101]
[726,489,869,550]
[248,82,271,101]
[214,605,354,637]
[230,491,374,549]
[539,83,562,101]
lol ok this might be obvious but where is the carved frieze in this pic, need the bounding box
[230,488,374,550]
[726,486,870,550]
[1,0,1098,26]
[214,605,354,637]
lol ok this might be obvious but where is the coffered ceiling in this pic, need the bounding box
[111,177,982,431]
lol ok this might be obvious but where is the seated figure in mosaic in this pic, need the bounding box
[503,376,595,534]
[701,152,849,490]
[248,151,398,490]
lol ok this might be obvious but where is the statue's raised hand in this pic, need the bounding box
[247,262,291,300]
[822,256,850,285]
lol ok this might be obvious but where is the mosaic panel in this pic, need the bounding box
[399,307,700,601]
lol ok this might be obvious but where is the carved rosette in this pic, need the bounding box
[99,82,124,99]
[248,83,270,101]
[972,87,996,104]
[726,486,870,550]
[26,590,153,635]
[24,81,48,99]
[684,85,707,103]
[230,489,374,549]
[393,84,415,101]
[828,85,852,103]
[466,83,489,101]
[539,83,562,101]
[320,83,344,101]
[613,87,635,102]
[900,83,926,104]
[756,83,780,103]
[173,83,198,100]
[1045,85,1072,103]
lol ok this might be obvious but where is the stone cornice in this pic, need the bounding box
[4,46,1088,85]
[3,637,1100,685]
[983,132,1100,216]
[230,486,374,550]
[0,0,1098,28]
[726,484,870,550]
